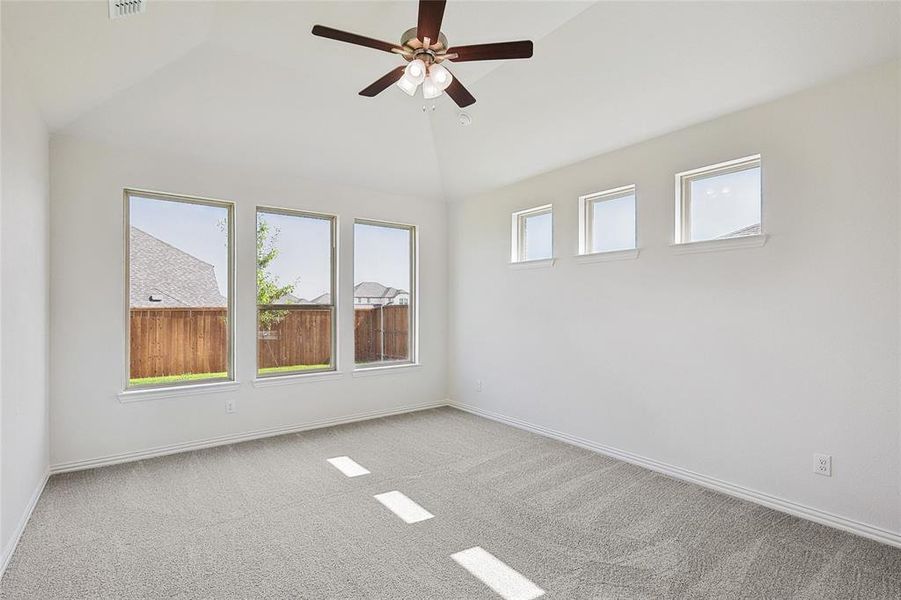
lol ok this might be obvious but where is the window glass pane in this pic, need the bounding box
[354,222,413,366]
[689,166,761,241]
[591,194,636,252]
[257,210,334,376]
[523,211,552,260]
[128,194,230,387]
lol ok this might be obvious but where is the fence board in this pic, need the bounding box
[129,304,410,379]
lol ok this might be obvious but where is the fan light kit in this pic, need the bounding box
[312,0,534,107]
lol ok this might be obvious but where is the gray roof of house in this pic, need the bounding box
[308,283,407,306]
[354,281,407,299]
[130,227,226,308]
[717,223,761,239]
[272,292,307,304]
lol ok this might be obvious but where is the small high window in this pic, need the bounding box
[675,155,762,243]
[579,185,637,254]
[511,204,553,263]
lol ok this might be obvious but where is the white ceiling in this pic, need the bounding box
[4,1,899,200]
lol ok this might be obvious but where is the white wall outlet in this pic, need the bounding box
[813,453,832,477]
[476,379,482,392]
[226,398,236,414]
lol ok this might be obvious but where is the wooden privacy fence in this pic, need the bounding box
[354,305,409,363]
[129,305,409,378]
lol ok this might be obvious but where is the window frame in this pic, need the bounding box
[353,218,418,370]
[675,154,762,244]
[578,185,637,255]
[123,188,236,392]
[255,206,338,379]
[511,204,554,263]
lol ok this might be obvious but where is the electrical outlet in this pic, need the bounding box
[476,379,482,392]
[813,453,831,477]
[226,398,236,414]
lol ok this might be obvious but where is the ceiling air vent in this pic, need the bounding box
[109,0,145,19]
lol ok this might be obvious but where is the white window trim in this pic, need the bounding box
[123,188,237,395]
[118,380,241,403]
[352,363,421,377]
[252,371,345,387]
[352,218,419,371]
[674,154,762,246]
[255,206,339,379]
[511,204,553,264]
[578,184,637,256]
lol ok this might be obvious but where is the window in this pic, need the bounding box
[676,155,762,243]
[354,220,416,368]
[511,204,553,262]
[256,208,336,377]
[579,185,637,254]
[125,190,233,388]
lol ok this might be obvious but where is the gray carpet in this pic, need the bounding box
[2,407,899,599]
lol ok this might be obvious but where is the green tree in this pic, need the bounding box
[257,218,296,330]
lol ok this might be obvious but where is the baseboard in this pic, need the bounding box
[449,400,901,550]
[0,468,50,579]
[50,401,448,474]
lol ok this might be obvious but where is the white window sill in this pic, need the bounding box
[253,371,343,387]
[118,380,241,403]
[353,363,420,377]
[672,233,768,255]
[575,248,640,263]
[509,258,556,270]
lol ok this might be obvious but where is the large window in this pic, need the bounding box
[579,185,637,254]
[353,220,416,368]
[256,208,336,377]
[511,204,553,262]
[676,155,762,243]
[126,190,233,388]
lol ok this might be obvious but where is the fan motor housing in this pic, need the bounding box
[400,27,449,56]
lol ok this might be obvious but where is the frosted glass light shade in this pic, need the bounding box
[396,73,418,96]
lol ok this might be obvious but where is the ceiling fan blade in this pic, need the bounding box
[444,74,476,108]
[312,25,403,54]
[417,0,447,44]
[446,40,533,62]
[359,66,407,97]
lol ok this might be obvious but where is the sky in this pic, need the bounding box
[130,196,230,296]
[689,167,761,240]
[353,222,411,291]
[523,212,553,260]
[130,195,411,300]
[591,194,636,252]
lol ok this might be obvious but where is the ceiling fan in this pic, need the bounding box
[311,0,533,108]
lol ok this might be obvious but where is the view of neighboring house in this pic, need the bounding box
[310,281,409,308]
[718,223,761,239]
[129,227,225,308]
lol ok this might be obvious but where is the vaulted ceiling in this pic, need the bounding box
[4,1,899,200]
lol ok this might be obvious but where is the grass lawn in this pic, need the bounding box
[129,364,330,387]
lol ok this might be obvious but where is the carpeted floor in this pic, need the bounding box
[2,407,899,599]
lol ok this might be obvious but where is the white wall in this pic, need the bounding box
[448,63,900,536]
[1,41,51,561]
[49,135,447,467]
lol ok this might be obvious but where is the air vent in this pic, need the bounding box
[109,0,145,19]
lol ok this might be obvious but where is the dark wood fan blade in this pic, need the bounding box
[312,25,402,54]
[447,40,533,62]
[359,66,407,97]
[444,74,476,108]
[417,0,447,44]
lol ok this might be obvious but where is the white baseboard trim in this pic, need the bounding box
[1,468,50,579]
[50,401,448,474]
[450,400,901,550]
